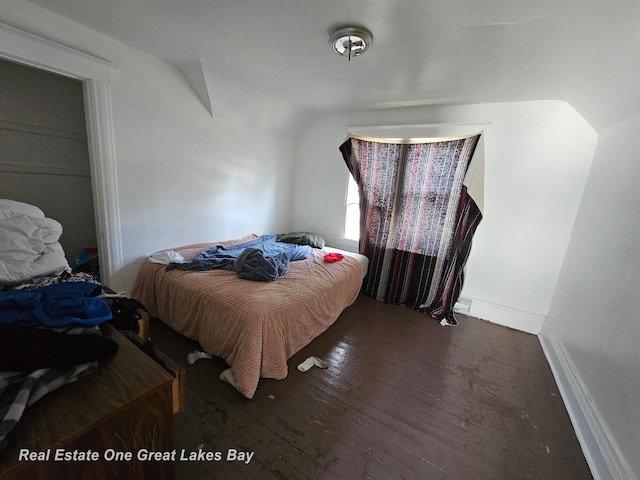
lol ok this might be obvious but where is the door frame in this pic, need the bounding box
[0,22,121,287]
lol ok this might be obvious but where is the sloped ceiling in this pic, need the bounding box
[29,0,640,131]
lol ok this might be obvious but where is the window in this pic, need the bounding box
[342,125,487,245]
[339,133,483,322]
[344,174,360,240]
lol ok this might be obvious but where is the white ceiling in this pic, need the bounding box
[29,0,640,131]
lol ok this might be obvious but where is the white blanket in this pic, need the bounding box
[0,199,69,286]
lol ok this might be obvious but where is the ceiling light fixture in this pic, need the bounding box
[329,26,373,61]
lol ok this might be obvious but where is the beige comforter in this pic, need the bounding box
[131,237,362,398]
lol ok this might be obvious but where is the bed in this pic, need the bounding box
[131,234,367,399]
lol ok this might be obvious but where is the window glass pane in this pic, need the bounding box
[345,175,360,240]
[346,175,359,203]
[345,204,360,240]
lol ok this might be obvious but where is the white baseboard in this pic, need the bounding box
[539,321,634,480]
[463,296,546,334]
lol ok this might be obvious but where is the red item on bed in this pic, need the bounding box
[323,253,344,263]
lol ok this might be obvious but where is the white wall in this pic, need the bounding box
[291,101,598,332]
[0,1,297,293]
[541,113,640,480]
[109,51,296,291]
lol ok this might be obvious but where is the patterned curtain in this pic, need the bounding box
[339,134,482,325]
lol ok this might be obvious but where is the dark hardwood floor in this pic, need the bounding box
[148,294,593,480]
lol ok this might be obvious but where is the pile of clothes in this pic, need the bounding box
[0,280,117,453]
[164,234,311,281]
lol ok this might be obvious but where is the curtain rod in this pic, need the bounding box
[347,122,492,131]
[346,122,491,144]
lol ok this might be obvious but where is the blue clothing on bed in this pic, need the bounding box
[167,234,311,281]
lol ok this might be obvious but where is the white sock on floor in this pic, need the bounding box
[219,368,238,388]
[187,350,213,364]
[297,356,329,372]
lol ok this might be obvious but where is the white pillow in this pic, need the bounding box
[31,217,64,244]
[0,214,70,285]
[0,214,45,257]
[0,215,44,284]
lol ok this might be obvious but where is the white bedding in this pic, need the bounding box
[0,199,69,286]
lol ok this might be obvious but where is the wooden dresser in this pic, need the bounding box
[0,324,181,480]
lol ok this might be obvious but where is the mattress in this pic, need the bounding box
[131,236,364,398]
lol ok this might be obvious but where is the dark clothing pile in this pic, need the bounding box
[0,281,116,453]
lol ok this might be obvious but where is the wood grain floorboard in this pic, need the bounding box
[148,294,593,480]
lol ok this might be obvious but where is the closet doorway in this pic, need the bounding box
[0,23,120,288]
[0,57,98,273]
